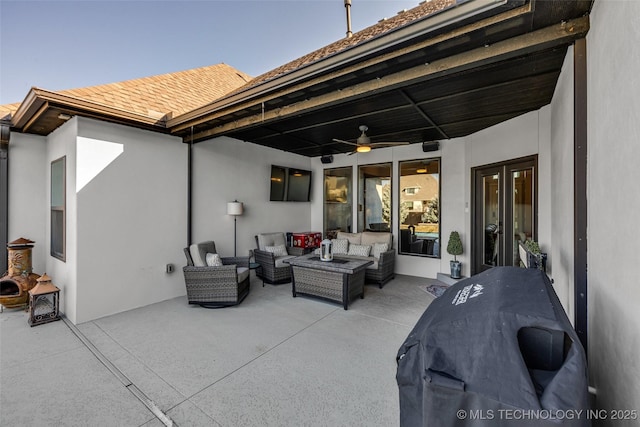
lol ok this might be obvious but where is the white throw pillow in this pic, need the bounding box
[265,244,288,257]
[205,253,223,267]
[348,244,371,257]
[331,239,349,255]
[371,242,389,259]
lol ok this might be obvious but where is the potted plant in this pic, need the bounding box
[447,231,463,279]
[521,239,547,271]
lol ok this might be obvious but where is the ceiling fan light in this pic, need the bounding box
[416,168,428,173]
[356,145,371,153]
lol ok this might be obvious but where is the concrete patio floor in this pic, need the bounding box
[1,273,436,426]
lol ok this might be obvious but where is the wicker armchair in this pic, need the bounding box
[254,233,297,284]
[183,241,250,308]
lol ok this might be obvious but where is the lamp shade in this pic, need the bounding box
[227,201,244,216]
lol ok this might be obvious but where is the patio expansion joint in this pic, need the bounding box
[352,308,418,329]
[61,314,176,427]
[90,319,187,400]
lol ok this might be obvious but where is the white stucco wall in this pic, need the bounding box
[7,133,47,273]
[191,137,312,257]
[73,118,187,323]
[310,110,552,280]
[549,46,576,319]
[45,118,79,322]
[587,0,640,418]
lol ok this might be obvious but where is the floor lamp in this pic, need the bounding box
[227,200,244,256]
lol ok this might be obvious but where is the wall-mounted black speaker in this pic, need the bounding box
[422,141,440,152]
[321,155,334,164]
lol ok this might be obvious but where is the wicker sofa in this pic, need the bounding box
[323,231,395,288]
[182,241,250,307]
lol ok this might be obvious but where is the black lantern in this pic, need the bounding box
[28,273,61,327]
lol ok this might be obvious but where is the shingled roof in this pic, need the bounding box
[222,0,455,99]
[1,63,252,125]
[55,63,252,120]
[0,103,20,121]
[2,0,459,133]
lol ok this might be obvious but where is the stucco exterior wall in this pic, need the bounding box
[45,118,78,322]
[74,118,187,323]
[310,109,552,280]
[549,46,576,320]
[587,0,640,419]
[7,133,47,273]
[191,136,312,257]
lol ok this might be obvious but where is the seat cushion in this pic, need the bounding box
[275,255,297,268]
[237,267,250,283]
[361,232,392,248]
[189,241,217,267]
[257,233,287,250]
[337,232,361,245]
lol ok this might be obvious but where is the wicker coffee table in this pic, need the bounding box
[285,254,373,310]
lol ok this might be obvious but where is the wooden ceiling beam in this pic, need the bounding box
[188,16,589,143]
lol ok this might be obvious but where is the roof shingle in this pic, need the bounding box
[57,63,252,119]
[1,0,454,127]
[224,0,455,97]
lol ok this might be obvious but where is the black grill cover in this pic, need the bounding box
[396,267,589,426]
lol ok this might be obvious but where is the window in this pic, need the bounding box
[398,158,440,257]
[358,163,391,232]
[51,157,66,261]
[323,167,352,239]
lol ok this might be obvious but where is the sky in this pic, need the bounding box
[0,0,423,105]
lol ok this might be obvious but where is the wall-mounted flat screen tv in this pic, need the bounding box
[270,165,287,201]
[270,165,312,202]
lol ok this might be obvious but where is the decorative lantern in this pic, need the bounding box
[320,239,333,262]
[28,273,61,327]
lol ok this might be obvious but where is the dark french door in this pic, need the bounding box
[472,156,537,274]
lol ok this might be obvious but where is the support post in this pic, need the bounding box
[187,129,193,247]
[573,38,588,356]
[0,125,9,273]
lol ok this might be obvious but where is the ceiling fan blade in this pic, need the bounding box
[347,150,357,156]
[369,141,410,147]
[332,138,358,146]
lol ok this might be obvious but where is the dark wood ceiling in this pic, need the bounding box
[175,0,593,158]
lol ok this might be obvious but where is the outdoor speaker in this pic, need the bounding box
[321,155,333,164]
[422,141,440,152]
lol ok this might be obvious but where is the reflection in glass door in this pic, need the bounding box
[475,167,502,272]
[509,167,535,266]
[324,167,352,239]
[473,157,536,274]
[483,172,501,268]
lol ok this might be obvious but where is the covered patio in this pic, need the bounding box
[1,274,434,426]
[2,0,640,424]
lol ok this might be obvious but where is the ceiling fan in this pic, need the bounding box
[333,125,410,155]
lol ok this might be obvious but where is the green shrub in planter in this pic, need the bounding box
[447,231,463,279]
[447,231,463,261]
